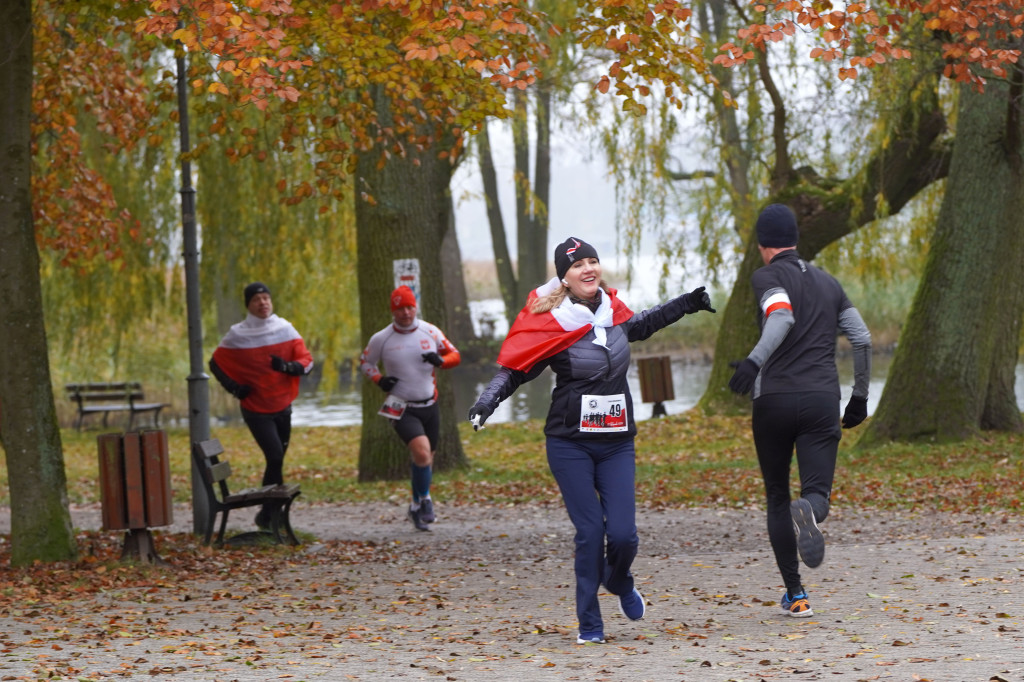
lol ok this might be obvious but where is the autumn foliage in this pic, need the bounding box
[716,0,1023,86]
[32,5,158,265]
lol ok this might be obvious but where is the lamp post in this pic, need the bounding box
[175,31,211,533]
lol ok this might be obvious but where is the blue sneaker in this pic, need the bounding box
[576,632,606,644]
[618,588,645,621]
[791,498,825,568]
[780,590,814,617]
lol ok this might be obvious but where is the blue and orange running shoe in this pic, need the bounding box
[781,590,814,617]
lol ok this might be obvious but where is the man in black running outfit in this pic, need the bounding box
[728,203,872,618]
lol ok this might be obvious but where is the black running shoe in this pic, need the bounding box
[255,508,272,530]
[791,498,825,568]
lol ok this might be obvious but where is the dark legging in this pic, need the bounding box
[241,406,292,486]
[752,392,840,595]
[546,436,638,636]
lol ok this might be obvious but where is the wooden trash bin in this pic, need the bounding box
[637,356,674,418]
[97,430,173,564]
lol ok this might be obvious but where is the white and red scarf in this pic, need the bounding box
[496,277,633,372]
[212,314,312,413]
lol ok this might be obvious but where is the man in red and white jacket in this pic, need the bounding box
[360,286,460,531]
[210,282,313,528]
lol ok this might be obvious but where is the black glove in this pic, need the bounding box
[728,358,759,395]
[234,385,252,400]
[468,403,493,430]
[683,285,716,314]
[271,355,304,375]
[842,396,868,429]
[378,376,399,392]
[421,352,444,367]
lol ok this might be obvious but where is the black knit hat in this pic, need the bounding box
[244,282,271,307]
[554,237,599,281]
[755,204,799,248]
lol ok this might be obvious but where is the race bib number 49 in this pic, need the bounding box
[579,393,628,433]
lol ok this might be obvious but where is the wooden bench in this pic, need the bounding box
[191,438,301,547]
[65,382,169,431]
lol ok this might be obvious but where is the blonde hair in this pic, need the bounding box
[530,280,610,314]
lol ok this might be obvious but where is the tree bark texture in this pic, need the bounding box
[700,93,951,414]
[441,195,477,352]
[863,78,1024,443]
[355,92,468,481]
[480,88,552,328]
[477,123,519,323]
[0,0,77,565]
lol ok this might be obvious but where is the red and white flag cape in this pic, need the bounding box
[497,278,633,372]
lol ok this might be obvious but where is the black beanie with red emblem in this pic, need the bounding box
[554,237,599,281]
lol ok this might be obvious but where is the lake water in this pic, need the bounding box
[291,354,1024,427]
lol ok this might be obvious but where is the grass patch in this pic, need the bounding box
[16,414,1024,514]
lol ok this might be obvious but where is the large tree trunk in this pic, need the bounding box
[700,93,952,414]
[356,92,468,481]
[862,76,1024,443]
[0,0,77,565]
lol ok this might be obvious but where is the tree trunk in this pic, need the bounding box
[0,0,77,565]
[479,86,552,328]
[441,194,477,349]
[861,76,1024,444]
[356,92,468,481]
[477,123,519,323]
[522,82,551,291]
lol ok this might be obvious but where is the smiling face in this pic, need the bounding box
[247,292,273,319]
[563,257,602,301]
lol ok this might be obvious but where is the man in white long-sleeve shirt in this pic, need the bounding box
[360,286,460,531]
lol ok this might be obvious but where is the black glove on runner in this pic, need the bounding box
[421,352,444,367]
[842,396,868,428]
[234,385,252,400]
[728,359,759,395]
[468,403,493,430]
[378,376,399,392]
[270,355,305,375]
[683,286,717,314]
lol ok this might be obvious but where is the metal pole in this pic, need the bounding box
[175,31,210,534]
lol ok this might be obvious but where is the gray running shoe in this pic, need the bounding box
[408,507,430,531]
[791,498,824,568]
[419,498,436,523]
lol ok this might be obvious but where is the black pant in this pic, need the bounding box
[241,406,292,487]
[752,392,840,594]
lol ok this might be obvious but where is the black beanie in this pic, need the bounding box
[554,237,600,281]
[244,282,271,307]
[755,204,799,248]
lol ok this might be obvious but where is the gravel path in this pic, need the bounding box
[2,501,1023,681]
